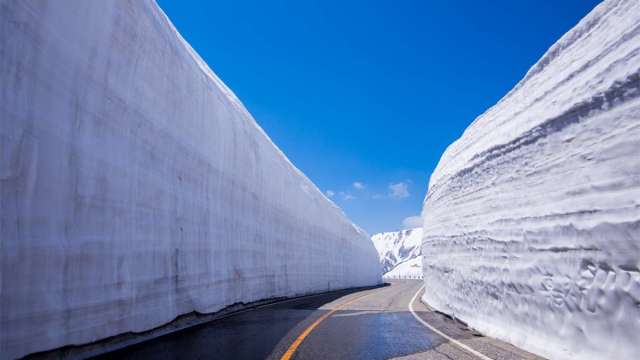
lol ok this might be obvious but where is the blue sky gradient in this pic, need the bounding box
[157,0,601,235]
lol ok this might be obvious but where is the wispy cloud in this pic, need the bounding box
[402,215,422,229]
[339,191,355,200]
[352,181,365,190]
[388,181,410,199]
[331,179,413,201]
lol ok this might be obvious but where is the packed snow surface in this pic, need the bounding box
[371,228,423,279]
[0,1,381,358]
[421,1,640,359]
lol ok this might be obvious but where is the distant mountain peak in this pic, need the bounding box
[371,228,423,278]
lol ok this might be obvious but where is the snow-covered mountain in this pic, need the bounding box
[421,1,640,360]
[0,1,380,358]
[372,228,423,278]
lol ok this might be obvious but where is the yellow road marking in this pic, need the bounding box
[280,290,378,360]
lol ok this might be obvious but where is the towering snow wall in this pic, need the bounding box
[421,1,640,359]
[0,1,381,358]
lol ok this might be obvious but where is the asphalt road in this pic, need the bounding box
[97,280,544,360]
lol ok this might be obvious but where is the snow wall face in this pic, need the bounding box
[421,1,640,359]
[0,1,381,358]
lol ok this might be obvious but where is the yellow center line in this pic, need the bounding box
[280,290,378,360]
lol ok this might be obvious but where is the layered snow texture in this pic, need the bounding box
[0,1,381,358]
[421,1,640,359]
[371,228,423,279]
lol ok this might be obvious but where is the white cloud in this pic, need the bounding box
[339,191,355,200]
[389,181,409,199]
[402,215,422,229]
[325,190,335,197]
[352,181,365,190]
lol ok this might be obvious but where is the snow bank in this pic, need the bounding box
[421,1,640,359]
[384,257,422,279]
[372,228,423,279]
[0,1,381,358]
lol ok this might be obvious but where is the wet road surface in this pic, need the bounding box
[97,280,544,360]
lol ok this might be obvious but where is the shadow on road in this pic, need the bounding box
[93,286,383,360]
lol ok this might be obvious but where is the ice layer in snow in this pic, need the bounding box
[372,228,423,279]
[421,1,640,359]
[0,1,381,358]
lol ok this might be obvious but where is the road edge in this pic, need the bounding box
[408,285,494,360]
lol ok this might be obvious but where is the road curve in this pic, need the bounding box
[97,280,544,360]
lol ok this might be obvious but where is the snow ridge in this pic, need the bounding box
[421,1,640,360]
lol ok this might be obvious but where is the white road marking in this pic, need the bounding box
[332,310,379,317]
[408,285,494,360]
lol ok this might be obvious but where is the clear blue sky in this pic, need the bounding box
[157,0,601,235]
